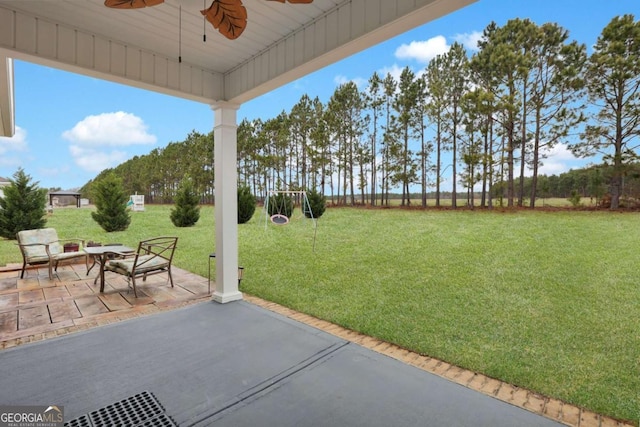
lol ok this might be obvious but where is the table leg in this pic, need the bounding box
[99,254,106,292]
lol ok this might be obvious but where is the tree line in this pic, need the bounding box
[82,15,640,210]
[499,164,640,208]
[83,131,215,204]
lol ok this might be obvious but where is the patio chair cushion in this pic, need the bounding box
[17,228,63,261]
[101,236,177,298]
[16,228,87,280]
[106,254,170,275]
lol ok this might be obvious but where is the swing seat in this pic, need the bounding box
[270,214,289,225]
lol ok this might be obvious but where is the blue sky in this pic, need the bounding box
[1,0,639,191]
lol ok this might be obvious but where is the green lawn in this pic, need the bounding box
[1,205,638,424]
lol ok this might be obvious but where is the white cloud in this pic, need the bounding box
[535,161,569,176]
[394,36,449,63]
[0,126,27,155]
[62,111,156,146]
[539,142,579,161]
[69,145,129,173]
[378,64,405,83]
[520,143,596,177]
[452,31,483,52]
[535,143,589,176]
[62,112,155,173]
[333,75,367,89]
[0,126,29,171]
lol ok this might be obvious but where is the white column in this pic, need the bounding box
[211,102,243,303]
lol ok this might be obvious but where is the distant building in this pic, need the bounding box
[48,190,82,208]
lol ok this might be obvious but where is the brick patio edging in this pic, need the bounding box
[242,294,635,427]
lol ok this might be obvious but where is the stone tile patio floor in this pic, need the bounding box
[0,260,633,427]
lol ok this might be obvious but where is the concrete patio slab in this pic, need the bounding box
[0,300,564,426]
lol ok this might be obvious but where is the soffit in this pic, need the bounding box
[0,0,476,135]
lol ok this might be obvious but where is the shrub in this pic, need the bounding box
[0,168,47,239]
[237,186,256,224]
[91,173,131,232]
[304,189,326,219]
[171,178,201,227]
[568,189,582,208]
[267,193,294,218]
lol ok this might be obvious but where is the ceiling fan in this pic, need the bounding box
[104,0,314,40]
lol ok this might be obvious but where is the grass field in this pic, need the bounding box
[1,205,638,424]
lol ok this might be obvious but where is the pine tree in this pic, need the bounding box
[393,66,421,206]
[237,185,256,224]
[574,14,640,209]
[364,72,383,207]
[441,42,470,208]
[0,168,47,239]
[425,54,448,207]
[91,173,131,232]
[170,178,200,227]
[303,189,326,219]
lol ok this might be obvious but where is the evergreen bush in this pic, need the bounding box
[91,173,131,232]
[237,185,256,224]
[267,193,294,218]
[0,168,47,239]
[568,189,582,207]
[303,189,326,219]
[171,178,201,227]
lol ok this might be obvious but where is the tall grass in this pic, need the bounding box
[0,206,638,423]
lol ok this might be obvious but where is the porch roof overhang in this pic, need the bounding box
[0,0,476,136]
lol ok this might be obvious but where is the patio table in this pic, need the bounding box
[84,245,134,292]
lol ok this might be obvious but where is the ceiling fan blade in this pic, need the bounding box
[201,0,248,40]
[104,0,164,9]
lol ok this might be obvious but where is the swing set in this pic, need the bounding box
[263,190,315,227]
[262,190,319,250]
